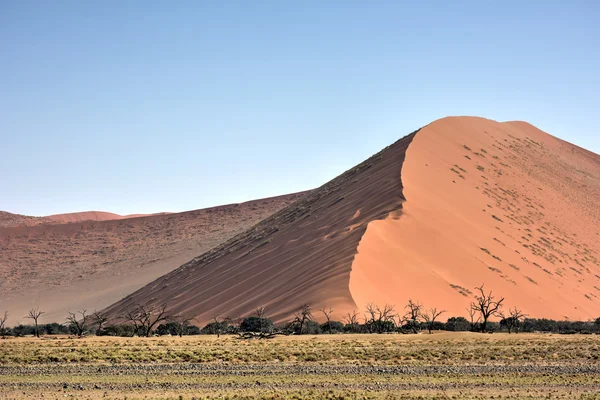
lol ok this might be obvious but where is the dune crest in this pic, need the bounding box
[350,117,600,320]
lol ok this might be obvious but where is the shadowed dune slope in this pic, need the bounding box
[350,117,600,320]
[0,193,304,324]
[103,133,418,324]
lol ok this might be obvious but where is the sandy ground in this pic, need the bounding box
[0,193,304,325]
[350,117,600,320]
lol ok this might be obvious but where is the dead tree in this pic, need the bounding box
[404,299,423,333]
[0,312,8,339]
[343,310,359,326]
[320,306,334,334]
[343,310,360,333]
[470,284,504,332]
[66,310,89,337]
[293,304,313,334]
[25,308,45,338]
[365,303,396,333]
[92,311,108,334]
[122,304,171,337]
[499,307,528,334]
[423,308,446,334]
[466,307,481,331]
[255,306,267,333]
[210,315,225,338]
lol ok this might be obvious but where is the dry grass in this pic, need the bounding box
[1,333,599,399]
[1,332,599,365]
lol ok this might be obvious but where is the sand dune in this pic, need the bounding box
[350,117,600,321]
[103,117,600,325]
[46,211,170,224]
[0,212,54,228]
[0,193,304,324]
[0,210,169,228]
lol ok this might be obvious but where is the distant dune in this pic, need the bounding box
[0,193,305,324]
[0,210,170,228]
[0,212,54,228]
[103,117,600,325]
[46,211,172,224]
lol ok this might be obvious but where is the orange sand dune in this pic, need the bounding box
[350,117,600,321]
[104,117,600,325]
[0,193,304,324]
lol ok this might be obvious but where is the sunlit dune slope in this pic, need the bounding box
[0,193,304,324]
[350,117,600,320]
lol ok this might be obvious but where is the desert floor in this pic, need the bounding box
[1,332,599,399]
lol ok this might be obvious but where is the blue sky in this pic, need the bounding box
[1,1,599,216]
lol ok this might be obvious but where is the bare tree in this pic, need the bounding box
[499,307,528,334]
[404,299,423,333]
[66,310,89,338]
[466,307,481,331]
[365,303,396,333]
[92,311,108,334]
[0,312,8,339]
[320,306,334,334]
[25,308,45,338]
[343,310,359,326]
[470,284,504,332]
[423,308,446,334]
[293,304,313,334]
[342,310,360,333]
[122,304,171,337]
[210,315,225,338]
[255,306,267,333]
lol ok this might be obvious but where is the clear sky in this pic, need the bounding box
[1,1,599,216]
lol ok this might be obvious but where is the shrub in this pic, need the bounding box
[156,322,180,336]
[344,323,363,333]
[240,316,274,333]
[201,321,230,335]
[302,320,322,335]
[11,324,35,337]
[320,321,344,333]
[445,317,471,332]
[98,324,136,337]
